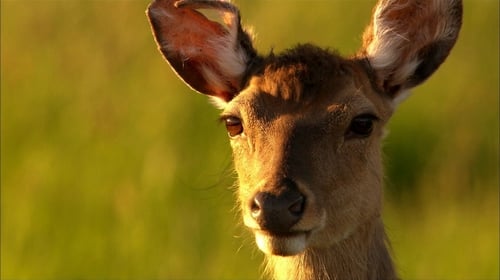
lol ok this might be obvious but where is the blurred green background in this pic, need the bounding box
[1,0,498,279]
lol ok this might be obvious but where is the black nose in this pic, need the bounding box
[250,179,305,234]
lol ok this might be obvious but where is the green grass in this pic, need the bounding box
[1,0,498,279]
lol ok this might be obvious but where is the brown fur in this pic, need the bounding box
[229,45,395,279]
[266,219,395,280]
[146,1,462,279]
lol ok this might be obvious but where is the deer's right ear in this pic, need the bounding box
[147,0,257,105]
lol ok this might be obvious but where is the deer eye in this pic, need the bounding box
[347,114,377,138]
[224,116,243,137]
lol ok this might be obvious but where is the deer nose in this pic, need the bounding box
[250,180,305,234]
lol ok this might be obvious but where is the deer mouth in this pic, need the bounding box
[253,230,310,256]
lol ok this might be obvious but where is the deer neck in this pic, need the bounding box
[265,217,396,280]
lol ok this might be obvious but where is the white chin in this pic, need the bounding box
[254,231,307,256]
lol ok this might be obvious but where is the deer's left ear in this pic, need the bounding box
[147,0,257,105]
[360,0,462,102]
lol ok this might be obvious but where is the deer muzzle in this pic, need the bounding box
[243,178,313,256]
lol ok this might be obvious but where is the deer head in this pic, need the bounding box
[146,0,462,272]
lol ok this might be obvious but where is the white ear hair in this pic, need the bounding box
[147,0,257,102]
[391,90,411,109]
[361,0,462,102]
[209,96,229,110]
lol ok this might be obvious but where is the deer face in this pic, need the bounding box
[220,48,393,255]
[147,0,461,257]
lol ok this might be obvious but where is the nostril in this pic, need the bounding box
[249,185,306,234]
[251,193,263,218]
[288,195,305,216]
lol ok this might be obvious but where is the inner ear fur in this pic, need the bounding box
[147,0,257,102]
[360,0,463,98]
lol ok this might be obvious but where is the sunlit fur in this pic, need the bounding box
[226,48,396,278]
[361,0,462,100]
[147,0,255,99]
[147,0,462,279]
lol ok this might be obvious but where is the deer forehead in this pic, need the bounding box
[223,48,393,131]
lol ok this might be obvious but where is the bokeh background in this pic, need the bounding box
[1,0,498,279]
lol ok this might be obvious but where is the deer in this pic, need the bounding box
[146,0,462,279]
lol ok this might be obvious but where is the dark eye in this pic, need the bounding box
[224,116,243,137]
[347,114,377,138]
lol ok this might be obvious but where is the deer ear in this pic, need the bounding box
[147,0,257,105]
[360,0,462,102]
